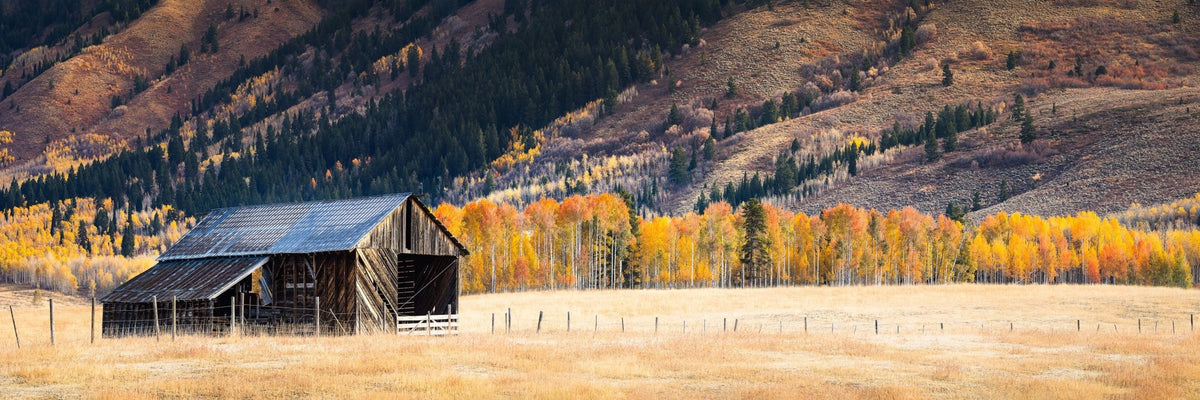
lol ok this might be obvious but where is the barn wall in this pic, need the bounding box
[362,198,462,256]
[355,248,399,333]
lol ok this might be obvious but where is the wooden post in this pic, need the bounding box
[507,308,511,333]
[9,305,19,349]
[171,297,177,341]
[491,313,495,335]
[804,317,807,333]
[239,293,245,327]
[1154,320,1158,333]
[654,317,658,334]
[1172,320,1176,334]
[1138,318,1142,333]
[940,322,944,331]
[723,318,727,332]
[621,317,625,333]
[230,297,236,336]
[875,320,878,334]
[567,312,571,333]
[315,297,321,337]
[594,315,598,334]
[90,297,96,344]
[703,319,706,334]
[49,298,55,346]
[152,296,160,341]
[1076,319,1080,332]
[1010,322,1013,332]
[537,311,543,333]
[733,319,738,332]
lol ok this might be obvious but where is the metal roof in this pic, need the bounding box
[100,257,268,303]
[159,193,417,261]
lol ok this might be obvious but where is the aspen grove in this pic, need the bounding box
[434,194,1199,294]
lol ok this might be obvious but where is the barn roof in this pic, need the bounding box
[100,257,268,303]
[158,193,466,261]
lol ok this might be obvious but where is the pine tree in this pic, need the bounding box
[942,64,954,86]
[120,213,136,257]
[1006,51,1019,70]
[971,191,982,211]
[739,198,771,286]
[998,180,1010,202]
[668,103,682,126]
[925,131,940,162]
[669,145,690,184]
[1011,94,1025,121]
[1020,112,1036,145]
[726,76,738,98]
[76,221,92,254]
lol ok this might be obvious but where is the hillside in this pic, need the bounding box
[0,0,1196,231]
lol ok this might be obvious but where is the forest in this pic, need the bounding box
[435,194,1200,294]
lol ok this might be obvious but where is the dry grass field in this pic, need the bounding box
[2,285,1200,399]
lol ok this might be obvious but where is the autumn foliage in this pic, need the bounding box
[436,195,1198,293]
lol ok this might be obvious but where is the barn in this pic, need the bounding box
[100,193,468,336]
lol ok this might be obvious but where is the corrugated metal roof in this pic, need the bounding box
[100,257,268,303]
[159,194,413,261]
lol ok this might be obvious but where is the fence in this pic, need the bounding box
[4,300,1199,348]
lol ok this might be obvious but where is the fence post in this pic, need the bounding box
[9,305,19,349]
[507,308,512,333]
[1172,320,1176,334]
[621,317,625,333]
[315,297,321,337]
[723,318,727,332]
[1010,322,1013,332]
[91,297,96,344]
[733,319,738,332]
[703,319,707,334]
[1138,318,1141,333]
[230,297,236,336]
[1076,319,1080,332]
[491,313,495,335]
[875,320,878,335]
[426,311,432,336]
[567,312,571,333]
[152,296,160,341]
[171,296,177,341]
[940,322,944,331]
[654,317,658,334]
[49,298,55,346]
[594,315,598,334]
[804,317,807,333]
[537,311,543,333]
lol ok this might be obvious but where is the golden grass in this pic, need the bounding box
[2,285,1199,399]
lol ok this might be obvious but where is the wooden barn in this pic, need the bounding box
[100,193,468,336]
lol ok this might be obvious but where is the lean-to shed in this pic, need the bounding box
[101,193,467,336]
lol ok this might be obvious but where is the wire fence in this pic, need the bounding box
[4,301,1199,348]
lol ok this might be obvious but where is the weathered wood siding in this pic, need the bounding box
[361,198,463,256]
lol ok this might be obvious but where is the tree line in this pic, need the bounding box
[435,194,1198,294]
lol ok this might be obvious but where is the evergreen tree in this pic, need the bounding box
[703,138,716,160]
[971,190,982,211]
[1020,112,1036,144]
[120,212,135,257]
[668,103,682,126]
[694,193,708,213]
[943,127,957,152]
[739,198,771,286]
[726,76,737,98]
[668,145,690,184]
[1011,94,1025,121]
[924,131,940,162]
[942,64,954,86]
[723,115,733,138]
[1006,50,1019,70]
[76,221,91,254]
[998,180,1010,202]
[944,202,966,222]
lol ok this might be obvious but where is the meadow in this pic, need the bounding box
[2,284,1199,399]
